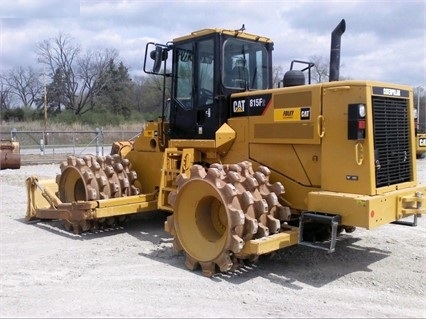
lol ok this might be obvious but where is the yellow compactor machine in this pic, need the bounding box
[26,20,426,276]
[416,133,426,158]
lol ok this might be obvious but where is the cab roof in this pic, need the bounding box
[173,28,273,44]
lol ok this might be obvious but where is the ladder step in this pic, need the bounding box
[158,148,183,211]
[162,187,177,192]
[163,168,180,173]
[166,151,183,157]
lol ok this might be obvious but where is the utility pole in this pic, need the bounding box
[41,67,48,155]
[44,67,47,132]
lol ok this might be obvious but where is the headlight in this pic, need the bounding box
[358,104,366,118]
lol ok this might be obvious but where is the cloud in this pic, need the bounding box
[1,0,80,18]
[0,0,424,86]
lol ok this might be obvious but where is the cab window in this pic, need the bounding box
[176,44,193,110]
[197,39,214,105]
[223,38,269,90]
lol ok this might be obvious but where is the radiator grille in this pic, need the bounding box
[373,96,412,187]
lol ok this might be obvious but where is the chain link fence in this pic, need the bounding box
[0,128,141,165]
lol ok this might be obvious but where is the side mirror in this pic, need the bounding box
[151,46,168,73]
[151,46,163,73]
[143,42,169,75]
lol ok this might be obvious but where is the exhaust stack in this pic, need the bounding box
[329,19,346,82]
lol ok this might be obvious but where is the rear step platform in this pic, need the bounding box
[391,213,419,227]
[298,212,341,253]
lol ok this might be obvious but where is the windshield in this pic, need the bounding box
[222,38,269,90]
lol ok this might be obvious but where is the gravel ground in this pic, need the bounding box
[0,159,425,318]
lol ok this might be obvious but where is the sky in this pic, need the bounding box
[0,0,425,88]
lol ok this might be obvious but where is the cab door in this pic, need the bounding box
[170,37,225,139]
[194,38,218,139]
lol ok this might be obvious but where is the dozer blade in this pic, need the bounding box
[25,176,159,233]
[26,176,62,221]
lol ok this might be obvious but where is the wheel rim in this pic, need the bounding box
[174,179,231,262]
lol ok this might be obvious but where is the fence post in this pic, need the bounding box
[95,127,100,156]
[101,127,104,156]
[52,133,55,159]
[11,128,17,141]
[40,132,45,156]
[72,133,76,155]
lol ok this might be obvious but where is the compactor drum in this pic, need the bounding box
[0,140,21,170]
[166,162,291,276]
[57,154,139,202]
[26,154,142,233]
[25,20,426,276]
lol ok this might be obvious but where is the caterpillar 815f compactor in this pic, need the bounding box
[26,20,426,276]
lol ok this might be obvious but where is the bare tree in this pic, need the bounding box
[308,55,329,83]
[142,73,169,115]
[308,55,350,83]
[36,33,79,112]
[0,76,13,111]
[1,66,42,108]
[131,76,146,113]
[36,32,119,115]
[272,65,284,88]
[75,48,119,114]
[0,74,11,111]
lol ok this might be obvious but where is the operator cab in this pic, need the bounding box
[144,27,273,140]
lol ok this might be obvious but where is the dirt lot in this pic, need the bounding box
[1,159,425,318]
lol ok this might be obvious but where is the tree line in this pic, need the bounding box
[0,33,165,125]
[1,32,424,131]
